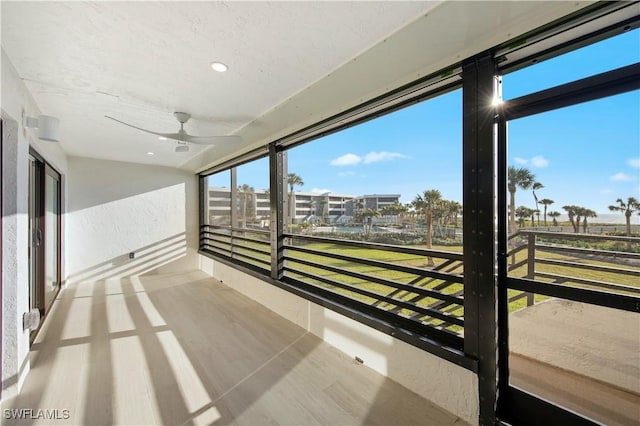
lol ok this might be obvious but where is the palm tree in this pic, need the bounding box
[531,182,544,225]
[406,203,415,218]
[516,216,527,228]
[413,189,442,266]
[287,173,304,224]
[361,209,381,238]
[548,211,561,226]
[238,184,254,227]
[562,205,580,233]
[449,201,462,230]
[319,199,328,223]
[573,206,588,234]
[515,206,534,228]
[508,167,535,235]
[539,199,554,226]
[354,198,365,222]
[582,209,597,233]
[381,201,407,225]
[609,197,639,237]
[309,199,316,218]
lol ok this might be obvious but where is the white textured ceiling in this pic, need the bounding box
[1,1,591,171]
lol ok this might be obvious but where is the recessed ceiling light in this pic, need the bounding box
[210,61,228,73]
[147,151,155,156]
[158,136,167,141]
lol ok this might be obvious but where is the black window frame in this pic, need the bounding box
[198,4,640,424]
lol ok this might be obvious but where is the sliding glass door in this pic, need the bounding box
[28,150,61,334]
[496,28,640,424]
[44,165,60,311]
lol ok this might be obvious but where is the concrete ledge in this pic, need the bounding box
[510,299,640,395]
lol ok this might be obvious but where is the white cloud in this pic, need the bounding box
[513,155,549,168]
[362,151,408,164]
[330,151,407,166]
[610,172,633,182]
[530,155,549,168]
[310,188,332,194]
[599,189,614,194]
[627,158,640,169]
[330,153,361,166]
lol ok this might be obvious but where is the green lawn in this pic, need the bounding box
[284,241,464,334]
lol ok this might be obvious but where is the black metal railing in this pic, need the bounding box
[281,233,465,347]
[200,224,271,272]
[507,230,640,308]
[201,223,466,349]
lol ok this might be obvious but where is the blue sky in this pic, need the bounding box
[215,29,639,221]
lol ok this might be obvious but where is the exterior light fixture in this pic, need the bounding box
[22,112,60,142]
[210,61,228,72]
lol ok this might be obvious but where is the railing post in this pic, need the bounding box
[526,232,536,306]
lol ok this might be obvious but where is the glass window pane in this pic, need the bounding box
[233,158,271,271]
[508,294,640,425]
[286,88,463,251]
[202,159,271,272]
[44,173,59,310]
[283,89,465,340]
[503,28,640,100]
[205,170,231,227]
[505,91,640,424]
[506,91,640,295]
[235,157,270,230]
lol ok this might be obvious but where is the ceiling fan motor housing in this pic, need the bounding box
[173,112,191,124]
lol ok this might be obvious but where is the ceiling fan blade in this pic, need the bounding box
[105,115,240,144]
[182,134,242,145]
[105,115,188,141]
[156,133,188,141]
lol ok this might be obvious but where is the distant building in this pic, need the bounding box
[206,188,400,225]
[344,194,401,218]
[207,187,233,226]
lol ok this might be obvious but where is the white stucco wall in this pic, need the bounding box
[2,48,199,400]
[66,157,199,285]
[1,49,68,399]
[201,258,479,425]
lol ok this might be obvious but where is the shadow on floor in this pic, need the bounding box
[3,270,468,425]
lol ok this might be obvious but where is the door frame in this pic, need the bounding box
[495,62,640,426]
[28,147,62,339]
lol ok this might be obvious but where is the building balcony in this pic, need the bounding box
[2,2,639,425]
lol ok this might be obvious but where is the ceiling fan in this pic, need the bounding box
[105,112,241,152]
